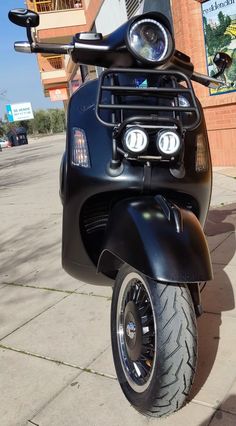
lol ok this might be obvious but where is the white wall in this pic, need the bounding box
[95,0,128,35]
[38,9,86,31]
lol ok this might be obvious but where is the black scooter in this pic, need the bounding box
[9,8,232,418]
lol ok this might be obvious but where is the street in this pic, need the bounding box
[0,136,236,426]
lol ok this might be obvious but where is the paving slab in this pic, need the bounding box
[202,264,236,316]
[0,138,80,292]
[211,232,236,267]
[90,345,116,377]
[190,314,236,408]
[219,382,236,415]
[214,167,236,178]
[0,347,78,426]
[0,285,66,339]
[213,176,236,192]
[209,411,236,425]
[3,293,111,367]
[211,194,236,208]
[31,371,215,426]
[76,283,113,298]
[205,204,236,260]
[205,204,236,235]
[0,284,7,290]
[220,394,236,418]
[78,313,236,411]
[0,214,81,291]
[207,232,232,253]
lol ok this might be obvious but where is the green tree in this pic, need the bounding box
[49,109,66,133]
[2,118,16,134]
[0,125,5,137]
[2,108,66,136]
[33,110,51,134]
[205,12,232,56]
[227,49,236,83]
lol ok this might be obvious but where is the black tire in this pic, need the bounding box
[111,265,197,418]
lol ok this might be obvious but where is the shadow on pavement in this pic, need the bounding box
[189,204,236,401]
[0,150,60,191]
[0,217,61,285]
[199,395,236,425]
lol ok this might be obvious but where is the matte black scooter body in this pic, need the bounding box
[61,77,213,286]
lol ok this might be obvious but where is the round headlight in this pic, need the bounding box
[128,18,172,64]
[123,127,149,155]
[157,130,181,157]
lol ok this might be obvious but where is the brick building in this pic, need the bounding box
[172,0,236,166]
[27,0,236,165]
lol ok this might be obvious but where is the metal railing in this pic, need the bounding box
[40,55,64,71]
[48,55,64,69]
[28,0,83,13]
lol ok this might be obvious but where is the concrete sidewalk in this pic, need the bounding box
[0,141,235,426]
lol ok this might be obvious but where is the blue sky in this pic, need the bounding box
[0,0,62,120]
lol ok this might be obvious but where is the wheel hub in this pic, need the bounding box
[126,321,136,340]
[124,301,142,361]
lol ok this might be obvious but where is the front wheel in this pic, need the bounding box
[111,265,197,418]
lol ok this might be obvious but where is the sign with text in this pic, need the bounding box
[202,0,236,95]
[49,87,68,102]
[6,102,34,122]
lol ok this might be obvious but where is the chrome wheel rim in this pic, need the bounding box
[116,272,157,393]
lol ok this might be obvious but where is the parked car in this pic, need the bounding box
[0,137,10,150]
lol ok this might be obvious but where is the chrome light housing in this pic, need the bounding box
[123,127,149,155]
[156,130,182,157]
[126,15,174,65]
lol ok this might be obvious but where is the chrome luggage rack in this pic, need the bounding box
[96,68,200,131]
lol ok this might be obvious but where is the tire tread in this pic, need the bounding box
[111,266,198,419]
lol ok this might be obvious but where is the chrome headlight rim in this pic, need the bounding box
[126,16,174,66]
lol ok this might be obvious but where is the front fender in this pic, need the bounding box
[98,196,213,283]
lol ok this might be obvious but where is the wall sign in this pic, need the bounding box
[49,87,68,102]
[6,102,34,122]
[202,0,236,95]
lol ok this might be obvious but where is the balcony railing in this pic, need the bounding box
[28,0,83,13]
[40,55,64,71]
[48,55,64,69]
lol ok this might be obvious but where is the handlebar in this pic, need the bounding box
[14,41,224,90]
[14,41,74,55]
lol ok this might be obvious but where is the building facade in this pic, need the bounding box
[28,0,236,165]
